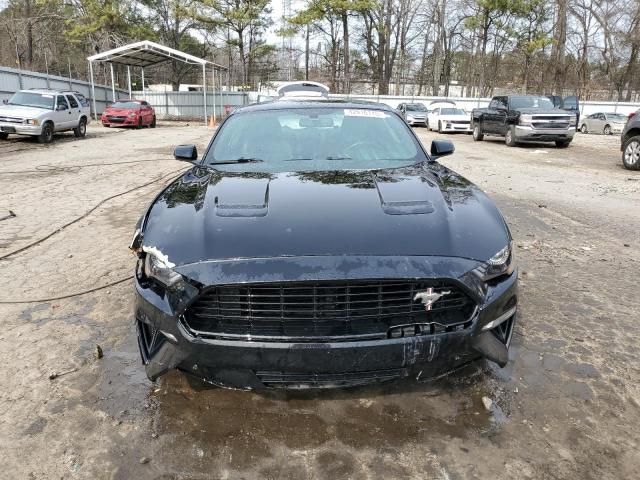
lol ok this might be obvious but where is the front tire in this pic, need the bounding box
[73,117,87,138]
[472,122,484,141]
[603,124,611,135]
[150,116,157,128]
[438,121,443,133]
[555,140,571,148]
[38,122,54,144]
[505,126,517,147]
[136,117,143,130]
[580,124,588,134]
[622,135,640,170]
[0,132,8,140]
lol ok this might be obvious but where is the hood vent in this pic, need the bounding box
[373,173,435,215]
[214,177,270,217]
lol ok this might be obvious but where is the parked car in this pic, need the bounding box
[579,112,628,135]
[129,94,518,389]
[397,102,428,126]
[101,100,156,128]
[471,95,576,148]
[620,109,640,170]
[427,106,472,133]
[0,89,90,143]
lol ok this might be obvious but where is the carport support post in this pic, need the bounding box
[110,63,116,101]
[211,65,216,120]
[127,66,132,98]
[89,61,98,121]
[202,64,208,125]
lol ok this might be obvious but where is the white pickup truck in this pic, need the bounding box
[0,89,91,143]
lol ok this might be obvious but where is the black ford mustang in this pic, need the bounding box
[130,98,517,389]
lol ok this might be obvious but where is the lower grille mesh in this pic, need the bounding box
[184,280,476,341]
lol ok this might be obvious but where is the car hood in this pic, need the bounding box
[141,164,510,267]
[515,108,571,115]
[0,104,49,119]
[437,114,470,121]
[104,108,137,115]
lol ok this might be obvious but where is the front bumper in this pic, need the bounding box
[441,123,472,133]
[515,125,576,142]
[133,257,518,389]
[0,122,42,135]
[406,117,427,126]
[101,115,139,127]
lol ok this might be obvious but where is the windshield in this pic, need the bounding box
[406,104,426,112]
[510,96,555,109]
[109,101,140,109]
[607,113,627,122]
[440,108,466,115]
[8,92,54,110]
[204,107,426,173]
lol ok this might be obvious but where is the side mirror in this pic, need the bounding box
[57,104,68,111]
[2,99,7,105]
[174,144,198,161]
[430,139,455,159]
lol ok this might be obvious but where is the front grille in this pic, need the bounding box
[531,115,571,129]
[450,120,470,125]
[183,280,477,342]
[0,116,23,124]
[107,116,125,123]
[256,368,406,388]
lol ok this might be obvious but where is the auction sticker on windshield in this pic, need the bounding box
[344,109,387,118]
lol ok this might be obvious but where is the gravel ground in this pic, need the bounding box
[0,124,638,479]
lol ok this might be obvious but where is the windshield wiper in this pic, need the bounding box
[210,157,264,165]
[326,156,352,160]
[284,157,313,161]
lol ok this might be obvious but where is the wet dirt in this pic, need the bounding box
[0,124,639,479]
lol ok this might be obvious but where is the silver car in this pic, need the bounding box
[579,112,627,135]
[0,89,91,143]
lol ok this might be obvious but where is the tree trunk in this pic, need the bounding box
[341,12,350,94]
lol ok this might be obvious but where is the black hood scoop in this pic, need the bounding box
[214,176,270,217]
[373,172,435,215]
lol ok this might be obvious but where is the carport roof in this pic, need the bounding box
[87,40,226,69]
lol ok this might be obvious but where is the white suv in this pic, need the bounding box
[0,89,91,143]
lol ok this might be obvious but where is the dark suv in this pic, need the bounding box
[621,110,640,170]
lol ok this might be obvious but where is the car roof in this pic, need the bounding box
[232,99,394,115]
[23,88,81,95]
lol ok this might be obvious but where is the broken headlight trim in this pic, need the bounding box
[144,252,183,288]
[481,243,515,281]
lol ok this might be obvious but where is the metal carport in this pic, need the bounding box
[87,40,227,124]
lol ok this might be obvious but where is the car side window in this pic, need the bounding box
[497,97,508,109]
[489,99,498,109]
[56,95,69,110]
[67,95,78,108]
[141,101,149,107]
[75,93,90,107]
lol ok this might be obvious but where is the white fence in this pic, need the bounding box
[0,66,127,116]
[252,92,640,116]
[139,91,249,120]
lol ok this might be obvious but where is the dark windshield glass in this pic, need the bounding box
[440,108,466,115]
[510,96,554,109]
[204,107,426,173]
[8,92,54,109]
[110,101,140,109]
[405,103,426,111]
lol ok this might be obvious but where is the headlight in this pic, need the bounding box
[25,119,40,125]
[482,243,515,281]
[406,115,415,121]
[520,114,533,125]
[128,112,137,117]
[143,250,183,287]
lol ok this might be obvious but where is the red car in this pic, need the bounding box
[101,100,156,128]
